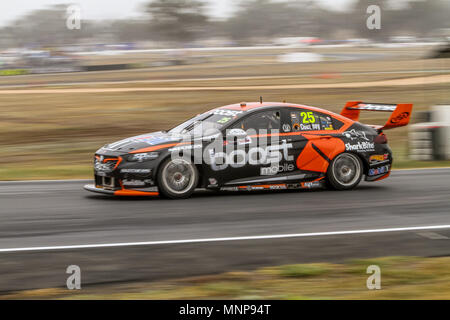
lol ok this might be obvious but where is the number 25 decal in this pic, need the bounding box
[301,112,316,124]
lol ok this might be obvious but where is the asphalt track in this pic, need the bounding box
[0,168,449,292]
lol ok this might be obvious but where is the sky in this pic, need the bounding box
[0,0,356,27]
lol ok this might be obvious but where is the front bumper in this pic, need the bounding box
[84,184,115,195]
[84,184,159,196]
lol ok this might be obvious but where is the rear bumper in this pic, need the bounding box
[83,184,159,196]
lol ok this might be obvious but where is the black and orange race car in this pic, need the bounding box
[84,101,412,199]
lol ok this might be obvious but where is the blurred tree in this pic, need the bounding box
[1,5,90,47]
[1,0,449,49]
[224,0,314,41]
[111,20,150,43]
[146,0,209,43]
[347,0,450,40]
[346,0,390,40]
[403,0,450,37]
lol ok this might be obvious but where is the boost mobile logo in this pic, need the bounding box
[211,140,294,171]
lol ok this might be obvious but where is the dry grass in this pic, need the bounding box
[2,256,450,300]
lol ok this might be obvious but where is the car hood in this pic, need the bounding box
[99,131,184,154]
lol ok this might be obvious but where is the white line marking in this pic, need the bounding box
[1,225,450,253]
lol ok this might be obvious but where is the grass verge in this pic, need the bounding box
[2,256,449,300]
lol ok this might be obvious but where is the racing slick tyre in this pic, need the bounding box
[157,157,199,199]
[327,152,363,190]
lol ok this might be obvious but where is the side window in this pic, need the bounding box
[290,110,321,131]
[319,114,335,131]
[332,118,344,130]
[233,110,280,132]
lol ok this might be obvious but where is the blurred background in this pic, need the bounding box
[0,0,449,180]
[0,0,450,300]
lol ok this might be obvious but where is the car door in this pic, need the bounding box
[204,109,284,186]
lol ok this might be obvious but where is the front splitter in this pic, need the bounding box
[84,184,159,196]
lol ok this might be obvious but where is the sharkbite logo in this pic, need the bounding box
[345,141,375,152]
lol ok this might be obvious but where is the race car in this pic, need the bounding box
[84,101,412,199]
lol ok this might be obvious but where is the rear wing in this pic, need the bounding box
[341,101,413,130]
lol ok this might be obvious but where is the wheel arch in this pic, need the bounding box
[154,152,204,189]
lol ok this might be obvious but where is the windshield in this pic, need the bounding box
[169,109,243,134]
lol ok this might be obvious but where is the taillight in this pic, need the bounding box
[374,132,388,144]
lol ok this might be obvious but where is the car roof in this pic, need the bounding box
[216,102,349,122]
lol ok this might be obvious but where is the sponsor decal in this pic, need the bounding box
[269,184,287,190]
[217,116,232,124]
[343,129,369,141]
[260,163,295,176]
[368,165,390,176]
[221,186,239,191]
[282,123,291,132]
[169,144,202,152]
[301,181,323,189]
[237,136,252,145]
[210,140,294,171]
[249,186,265,190]
[129,152,159,162]
[321,117,334,130]
[227,128,246,136]
[345,141,375,152]
[208,178,218,187]
[136,136,171,146]
[294,123,321,131]
[122,179,150,187]
[120,169,152,174]
[222,184,295,192]
[210,109,243,117]
[390,112,409,124]
[356,103,396,111]
[369,154,389,163]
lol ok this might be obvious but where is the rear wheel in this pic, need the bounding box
[327,152,363,190]
[157,158,199,199]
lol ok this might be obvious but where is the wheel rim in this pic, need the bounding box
[332,153,361,187]
[161,159,196,195]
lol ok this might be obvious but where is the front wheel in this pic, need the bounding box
[157,158,199,199]
[327,153,363,190]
